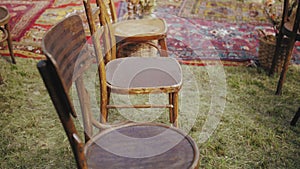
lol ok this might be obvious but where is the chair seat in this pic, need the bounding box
[113,18,167,40]
[85,123,199,169]
[105,57,182,93]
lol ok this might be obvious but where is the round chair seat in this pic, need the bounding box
[85,123,199,169]
[113,18,167,39]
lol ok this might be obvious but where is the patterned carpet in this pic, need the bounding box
[1,0,52,41]
[179,0,269,23]
[0,0,85,59]
[157,0,300,65]
[0,0,299,65]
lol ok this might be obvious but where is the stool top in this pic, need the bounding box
[0,6,10,25]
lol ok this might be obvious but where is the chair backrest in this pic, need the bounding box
[38,15,105,169]
[83,0,116,62]
[103,0,118,22]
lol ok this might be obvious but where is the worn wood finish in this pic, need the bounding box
[83,0,168,57]
[0,6,16,64]
[103,57,182,127]
[269,0,300,95]
[38,15,199,169]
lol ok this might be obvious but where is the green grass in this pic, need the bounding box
[1,57,300,168]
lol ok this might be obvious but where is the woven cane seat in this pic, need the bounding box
[113,18,167,40]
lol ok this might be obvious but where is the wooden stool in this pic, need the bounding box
[0,6,16,64]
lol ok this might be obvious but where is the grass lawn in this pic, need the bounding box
[1,57,300,168]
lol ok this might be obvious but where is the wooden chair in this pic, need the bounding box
[83,0,168,59]
[38,15,199,169]
[0,6,16,64]
[83,0,182,127]
[269,0,300,95]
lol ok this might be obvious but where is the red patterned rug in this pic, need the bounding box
[157,0,300,65]
[0,0,120,60]
[178,0,269,23]
[1,0,299,66]
[1,0,53,41]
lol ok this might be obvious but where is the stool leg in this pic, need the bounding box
[172,92,179,127]
[5,23,16,64]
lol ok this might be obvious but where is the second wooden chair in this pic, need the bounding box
[83,0,168,59]
[83,0,182,127]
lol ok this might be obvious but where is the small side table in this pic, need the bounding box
[0,6,16,64]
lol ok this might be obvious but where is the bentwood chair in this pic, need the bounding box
[38,15,199,169]
[269,0,300,95]
[83,0,168,59]
[83,0,182,127]
[0,6,16,64]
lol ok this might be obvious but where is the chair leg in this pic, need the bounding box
[107,87,111,105]
[172,92,179,127]
[5,24,16,64]
[100,89,109,123]
[169,93,173,124]
[158,38,168,57]
[291,107,300,126]
[275,39,296,95]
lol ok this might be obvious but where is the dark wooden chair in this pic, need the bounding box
[0,6,16,64]
[269,0,300,95]
[38,15,199,168]
[83,0,182,127]
[83,0,168,59]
